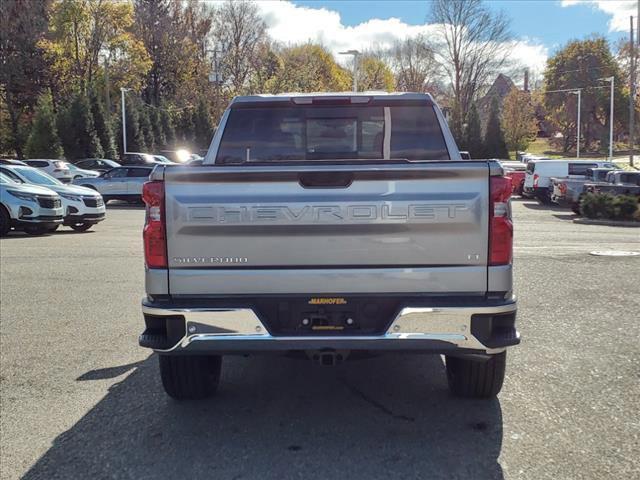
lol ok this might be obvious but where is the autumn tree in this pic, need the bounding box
[135,0,211,106]
[544,37,626,153]
[25,93,63,159]
[41,0,151,101]
[392,35,440,92]
[270,44,351,93]
[430,0,511,137]
[484,97,509,159]
[213,0,268,95]
[502,88,538,152]
[358,56,394,92]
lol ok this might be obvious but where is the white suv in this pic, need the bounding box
[23,159,73,183]
[0,172,64,236]
[0,165,106,232]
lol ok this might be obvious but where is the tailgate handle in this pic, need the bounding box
[298,172,353,188]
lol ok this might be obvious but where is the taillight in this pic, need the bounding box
[533,174,539,188]
[489,176,513,266]
[142,180,167,268]
[559,183,567,194]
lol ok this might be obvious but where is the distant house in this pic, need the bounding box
[477,73,516,127]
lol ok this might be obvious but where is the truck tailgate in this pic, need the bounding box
[163,162,490,295]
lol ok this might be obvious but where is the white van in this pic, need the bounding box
[523,159,616,203]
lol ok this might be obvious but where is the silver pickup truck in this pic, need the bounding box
[138,92,518,400]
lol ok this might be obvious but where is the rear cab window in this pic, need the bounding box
[215,100,450,164]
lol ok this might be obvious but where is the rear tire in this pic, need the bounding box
[159,355,222,400]
[0,205,11,236]
[445,351,506,398]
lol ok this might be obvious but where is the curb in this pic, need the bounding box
[573,218,640,228]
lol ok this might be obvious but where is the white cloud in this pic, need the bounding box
[254,1,547,75]
[561,0,637,32]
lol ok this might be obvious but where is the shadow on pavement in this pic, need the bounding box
[552,213,578,221]
[24,354,504,480]
[76,360,145,381]
[521,202,566,211]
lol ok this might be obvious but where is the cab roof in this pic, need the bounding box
[230,91,435,107]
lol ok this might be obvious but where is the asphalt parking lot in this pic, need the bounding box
[0,200,638,480]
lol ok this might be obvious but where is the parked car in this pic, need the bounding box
[139,92,518,400]
[121,153,173,166]
[73,166,154,204]
[64,162,100,180]
[500,161,527,196]
[550,167,617,213]
[74,158,121,173]
[23,159,73,183]
[0,159,27,166]
[584,170,640,197]
[160,149,202,163]
[0,172,64,236]
[152,155,174,164]
[0,165,106,232]
[523,159,616,204]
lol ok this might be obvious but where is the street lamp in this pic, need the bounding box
[339,49,360,92]
[571,89,581,158]
[120,88,131,155]
[599,76,615,160]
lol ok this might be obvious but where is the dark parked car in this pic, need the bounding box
[121,153,173,166]
[74,158,121,173]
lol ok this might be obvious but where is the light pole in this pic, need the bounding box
[599,76,615,160]
[339,50,360,92]
[571,89,581,158]
[120,88,131,155]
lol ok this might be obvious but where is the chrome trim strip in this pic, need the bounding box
[142,301,516,354]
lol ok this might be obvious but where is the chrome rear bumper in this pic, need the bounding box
[141,299,518,355]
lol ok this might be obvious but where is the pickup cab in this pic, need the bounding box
[138,92,519,400]
[551,167,616,213]
[584,170,640,197]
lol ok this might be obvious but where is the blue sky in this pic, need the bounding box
[254,1,637,78]
[293,1,631,54]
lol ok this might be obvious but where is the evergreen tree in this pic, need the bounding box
[59,94,103,160]
[464,103,484,159]
[89,89,117,159]
[24,93,64,159]
[176,109,195,146]
[149,107,166,150]
[159,107,175,149]
[139,104,155,151]
[449,104,465,148]
[483,97,509,159]
[193,99,213,149]
[122,98,145,153]
[56,106,74,160]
